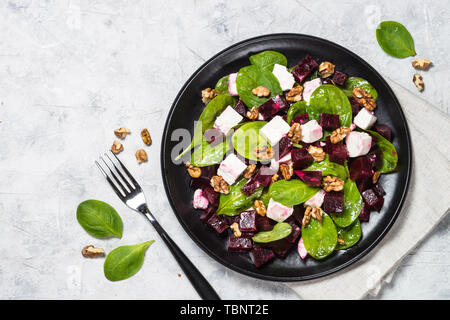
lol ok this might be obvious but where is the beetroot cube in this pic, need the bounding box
[234,99,247,118]
[330,144,348,165]
[349,97,360,116]
[367,148,383,168]
[291,206,306,226]
[372,196,384,212]
[202,186,219,208]
[332,71,348,86]
[323,191,344,214]
[240,231,256,238]
[249,247,275,268]
[272,94,289,113]
[319,113,340,130]
[373,183,386,197]
[276,136,292,159]
[239,210,257,232]
[358,202,371,222]
[267,240,295,259]
[222,215,239,226]
[255,166,276,187]
[374,124,392,142]
[228,236,253,252]
[349,157,373,181]
[200,207,215,223]
[206,214,228,234]
[285,222,301,244]
[256,215,274,232]
[291,113,309,125]
[291,55,319,84]
[258,94,289,120]
[322,136,333,154]
[295,170,322,187]
[356,178,372,193]
[241,179,260,196]
[291,148,314,170]
[361,189,378,207]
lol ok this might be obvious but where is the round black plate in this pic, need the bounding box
[160,34,411,281]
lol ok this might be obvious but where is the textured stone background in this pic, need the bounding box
[0,0,448,299]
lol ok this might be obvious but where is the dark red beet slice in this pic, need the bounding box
[239,210,257,232]
[373,183,386,197]
[361,189,378,207]
[356,178,372,193]
[285,222,301,244]
[258,94,289,120]
[256,215,274,232]
[240,231,256,238]
[241,179,260,196]
[291,148,314,170]
[291,55,319,84]
[322,136,332,154]
[200,207,215,223]
[276,136,292,159]
[291,113,309,125]
[228,236,253,252]
[190,164,219,190]
[222,215,239,226]
[372,196,384,212]
[323,191,344,214]
[234,99,247,118]
[373,123,392,142]
[349,97,360,116]
[254,166,276,187]
[349,157,373,181]
[358,202,371,222]
[249,247,275,268]
[291,206,306,226]
[319,113,340,131]
[202,186,219,208]
[367,148,383,168]
[295,170,322,187]
[332,71,348,86]
[206,214,228,234]
[329,144,349,165]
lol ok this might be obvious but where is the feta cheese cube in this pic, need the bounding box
[297,237,308,259]
[217,153,247,185]
[304,189,326,208]
[266,198,294,222]
[301,120,323,143]
[272,64,295,91]
[193,189,209,209]
[345,131,372,157]
[354,108,377,130]
[213,105,243,135]
[228,73,238,96]
[259,115,291,146]
[302,78,322,103]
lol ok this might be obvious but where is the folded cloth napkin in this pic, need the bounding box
[286,78,450,300]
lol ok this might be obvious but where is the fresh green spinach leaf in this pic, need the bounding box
[303,155,348,180]
[329,179,363,227]
[232,121,270,161]
[308,85,352,127]
[336,219,361,250]
[217,178,263,216]
[249,50,287,71]
[286,100,308,125]
[376,21,416,58]
[342,77,378,99]
[252,222,292,243]
[76,200,123,238]
[190,138,229,167]
[268,179,319,207]
[302,213,337,260]
[215,75,229,95]
[366,130,398,173]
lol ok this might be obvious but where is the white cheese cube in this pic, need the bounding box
[228,73,238,96]
[259,115,291,146]
[304,189,326,208]
[217,153,247,185]
[213,105,243,135]
[193,189,209,209]
[345,131,372,157]
[302,78,322,103]
[301,120,323,143]
[266,198,294,222]
[354,108,377,130]
[272,64,295,91]
[297,237,308,259]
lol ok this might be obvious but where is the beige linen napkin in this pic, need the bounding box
[286,78,450,300]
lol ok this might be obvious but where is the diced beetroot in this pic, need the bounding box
[291,55,319,84]
[367,148,383,168]
[373,123,392,142]
[323,191,344,214]
[240,231,256,238]
[369,132,379,149]
[291,113,309,125]
[291,206,305,226]
[361,189,378,207]
[254,165,276,187]
[319,113,340,131]
[202,186,219,208]
[222,215,239,226]
[241,179,260,196]
[190,164,219,189]
[228,235,253,252]
[276,136,292,159]
[322,136,332,154]
[373,183,386,197]
[356,178,372,193]
[349,157,373,181]
[285,222,301,244]
[258,95,289,120]
[256,215,274,232]
[358,202,371,222]
[266,239,295,259]
[291,148,314,170]
[206,214,228,234]
[329,144,348,165]
[234,99,247,118]
[249,247,275,268]
[200,207,215,223]
[372,196,384,212]
[295,170,322,187]
[349,97,360,116]
[332,71,348,86]
[239,210,257,232]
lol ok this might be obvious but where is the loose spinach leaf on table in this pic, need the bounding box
[232,121,270,161]
[342,77,378,99]
[104,240,154,281]
[76,200,123,238]
[303,155,348,180]
[302,213,337,260]
[286,100,308,125]
[366,130,398,173]
[268,179,319,207]
[215,75,229,95]
[252,222,292,243]
[336,219,362,250]
[308,85,352,127]
[329,179,363,228]
[249,50,288,71]
[190,137,229,167]
[236,65,282,109]
[376,21,416,58]
[217,178,263,216]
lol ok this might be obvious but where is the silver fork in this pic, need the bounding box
[95,151,220,300]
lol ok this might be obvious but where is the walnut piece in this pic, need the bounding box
[243,164,257,179]
[372,171,381,184]
[82,245,105,258]
[411,58,432,70]
[114,127,131,139]
[246,107,259,120]
[287,122,302,143]
[337,238,345,245]
[322,176,345,192]
[286,85,303,102]
[252,86,270,97]
[201,88,218,104]
[111,140,124,154]
[413,73,424,92]
[135,149,148,164]
[230,222,241,238]
[302,206,312,226]
[271,173,279,184]
[280,163,293,180]
[318,61,335,78]
[330,126,351,144]
[253,145,274,161]
[210,175,229,194]
[254,200,267,216]
[308,145,326,162]
[141,128,152,146]
[185,161,201,178]
[311,207,323,223]
[353,87,376,111]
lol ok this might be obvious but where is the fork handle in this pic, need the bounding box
[142,209,221,300]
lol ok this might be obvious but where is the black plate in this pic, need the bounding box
[160,34,411,281]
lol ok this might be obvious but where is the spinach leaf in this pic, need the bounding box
[303,155,348,180]
[366,130,398,173]
[190,138,229,167]
[329,179,363,227]
[286,101,308,125]
[376,21,416,58]
[336,219,361,250]
[308,85,352,127]
[252,222,292,243]
[232,121,270,161]
[249,50,288,71]
[236,65,282,109]
[176,94,236,159]
[302,213,337,260]
[217,178,263,216]
[104,241,154,281]
[342,77,378,99]
[268,179,319,207]
[215,75,229,95]
[76,200,123,238]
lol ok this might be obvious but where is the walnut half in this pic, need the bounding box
[413,73,424,92]
[330,126,351,144]
[286,85,303,102]
[303,206,323,225]
[280,163,293,180]
[322,176,345,192]
[230,222,241,238]
[353,88,376,111]
[254,200,267,216]
[210,175,229,194]
[308,145,326,162]
[82,245,105,258]
[252,86,270,97]
[111,140,124,154]
[318,61,335,78]
[185,162,202,178]
[114,127,131,139]
[141,128,152,146]
[411,58,432,70]
[135,149,148,164]
[287,123,302,143]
